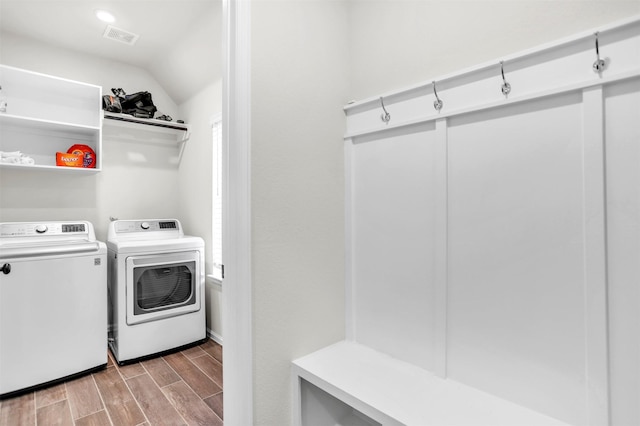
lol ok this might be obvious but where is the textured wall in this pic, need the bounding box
[347,1,640,101]
[250,1,350,424]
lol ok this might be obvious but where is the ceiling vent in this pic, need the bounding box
[103,25,139,45]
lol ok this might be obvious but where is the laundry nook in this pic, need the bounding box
[0,1,223,423]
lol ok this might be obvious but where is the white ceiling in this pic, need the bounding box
[0,0,222,104]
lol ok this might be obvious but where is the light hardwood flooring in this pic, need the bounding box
[0,339,223,426]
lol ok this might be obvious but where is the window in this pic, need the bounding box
[211,114,223,281]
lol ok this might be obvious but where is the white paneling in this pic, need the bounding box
[342,17,639,425]
[604,77,640,426]
[352,123,437,370]
[446,93,587,425]
[344,16,640,141]
[581,86,609,426]
[433,118,448,378]
[345,139,355,341]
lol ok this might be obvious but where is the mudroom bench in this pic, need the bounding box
[292,341,571,426]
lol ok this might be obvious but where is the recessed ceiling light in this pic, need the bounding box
[95,10,115,23]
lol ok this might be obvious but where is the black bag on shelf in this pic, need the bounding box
[121,91,157,119]
[108,88,158,119]
[102,94,122,113]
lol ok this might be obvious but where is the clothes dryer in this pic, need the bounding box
[107,219,206,364]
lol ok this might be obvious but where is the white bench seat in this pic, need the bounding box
[292,341,572,426]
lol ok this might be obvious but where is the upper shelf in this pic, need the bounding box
[102,111,190,143]
[1,113,99,136]
[0,64,102,172]
[103,111,188,131]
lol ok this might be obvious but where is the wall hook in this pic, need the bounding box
[592,32,606,73]
[500,61,511,96]
[379,97,391,124]
[432,81,443,111]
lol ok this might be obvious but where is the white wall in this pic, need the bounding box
[250,1,349,424]
[0,33,178,120]
[347,0,640,101]
[178,80,223,338]
[152,2,223,105]
[0,32,181,241]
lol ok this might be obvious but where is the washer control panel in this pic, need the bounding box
[0,222,88,238]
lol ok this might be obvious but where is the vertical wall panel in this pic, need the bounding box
[352,123,437,370]
[581,86,609,426]
[433,118,449,378]
[446,93,587,425]
[604,77,640,426]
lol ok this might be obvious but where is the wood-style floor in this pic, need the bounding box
[0,339,223,426]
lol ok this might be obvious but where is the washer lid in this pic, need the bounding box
[0,241,104,258]
[106,219,204,253]
[106,234,204,253]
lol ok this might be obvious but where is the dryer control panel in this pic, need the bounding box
[114,220,180,232]
[111,219,181,234]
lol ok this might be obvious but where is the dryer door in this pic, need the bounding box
[125,251,201,325]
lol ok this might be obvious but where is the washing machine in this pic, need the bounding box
[0,221,107,398]
[107,219,206,364]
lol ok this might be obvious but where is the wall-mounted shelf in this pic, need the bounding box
[0,64,102,172]
[102,111,190,143]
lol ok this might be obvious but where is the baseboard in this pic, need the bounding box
[206,274,223,289]
[207,328,223,345]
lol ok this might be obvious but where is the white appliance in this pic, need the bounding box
[0,221,107,398]
[107,219,206,364]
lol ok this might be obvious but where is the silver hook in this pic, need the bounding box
[379,97,391,124]
[500,61,511,96]
[592,32,606,73]
[432,81,443,111]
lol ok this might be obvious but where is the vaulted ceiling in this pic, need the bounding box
[0,0,222,104]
